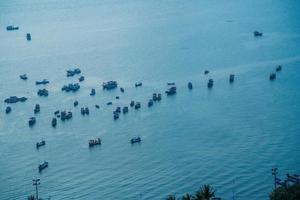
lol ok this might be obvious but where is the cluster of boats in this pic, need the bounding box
[62,83,80,92]
[102,81,118,90]
[37,89,49,97]
[81,107,90,115]
[66,68,81,77]
[270,65,282,81]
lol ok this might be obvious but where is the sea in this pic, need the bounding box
[0,0,300,199]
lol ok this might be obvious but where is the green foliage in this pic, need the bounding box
[270,184,300,200]
[166,184,216,200]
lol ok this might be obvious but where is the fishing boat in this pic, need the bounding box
[90,88,96,96]
[270,73,276,80]
[20,74,28,80]
[78,76,85,82]
[131,137,141,144]
[167,82,175,85]
[188,82,193,89]
[35,79,49,85]
[6,25,19,31]
[5,106,12,114]
[276,65,282,72]
[52,118,57,127]
[135,82,142,87]
[120,87,125,92]
[38,161,48,172]
[135,102,141,110]
[166,86,176,95]
[89,138,101,147]
[36,140,45,149]
[34,104,40,114]
[74,100,78,107]
[130,100,135,107]
[123,106,129,114]
[229,74,235,83]
[148,99,153,107]
[207,79,214,88]
[254,31,263,37]
[26,33,31,41]
[29,117,36,127]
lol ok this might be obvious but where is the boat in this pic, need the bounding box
[37,89,49,97]
[276,65,282,72]
[123,106,128,114]
[113,113,119,120]
[29,117,36,127]
[204,70,210,75]
[102,81,118,90]
[81,107,89,115]
[95,105,100,109]
[38,161,48,172]
[270,73,276,80]
[4,96,27,104]
[20,74,28,80]
[207,79,214,88]
[229,74,235,83]
[131,137,141,144]
[6,25,19,31]
[188,82,193,89]
[66,68,81,77]
[116,96,120,99]
[152,93,157,101]
[157,93,161,101]
[52,118,57,127]
[130,100,135,107]
[167,82,175,85]
[107,102,112,105]
[34,104,40,114]
[26,33,31,41]
[35,79,49,85]
[78,76,85,82]
[166,86,176,95]
[54,110,60,115]
[254,31,263,37]
[135,82,142,87]
[74,100,78,107]
[148,99,153,107]
[36,140,45,149]
[90,88,96,96]
[89,138,101,147]
[5,106,12,114]
[135,102,141,110]
[120,87,125,93]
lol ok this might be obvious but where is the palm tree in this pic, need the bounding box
[166,194,177,200]
[194,184,215,200]
[182,193,193,200]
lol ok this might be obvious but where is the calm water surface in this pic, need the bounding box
[0,0,300,199]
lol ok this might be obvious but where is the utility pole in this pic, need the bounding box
[272,167,278,200]
[32,178,40,200]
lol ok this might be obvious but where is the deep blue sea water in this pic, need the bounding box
[0,0,300,199]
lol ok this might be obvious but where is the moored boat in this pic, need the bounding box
[254,31,263,37]
[26,33,31,41]
[130,100,135,107]
[276,65,282,72]
[148,99,153,107]
[135,102,141,110]
[20,74,28,80]
[135,82,142,87]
